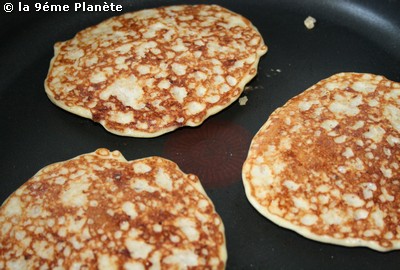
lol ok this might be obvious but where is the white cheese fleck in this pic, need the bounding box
[130,179,156,193]
[90,71,107,84]
[61,181,90,207]
[321,120,338,131]
[360,182,377,199]
[351,81,377,93]
[379,187,394,202]
[137,65,150,75]
[123,262,145,270]
[163,249,198,267]
[351,120,364,130]
[171,86,187,103]
[155,169,173,191]
[321,209,343,225]
[206,95,220,103]
[384,89,400,101]
[334,135,347,144]
[125,239,153,259]
[343,193,365,207]
[300,214,318,225]
[368,99,379,107]
[385,232,394,240]
[380,166,393,178]
[251,165,273,186]
[337,166,347,174]
[171,63,187,76]
[386,135,400,146]
[6,258,28,270]
[100,76,144,110]
[176,218,199,241]
[318,194,330,204]
[185,101,206,115]
[65,49,84,60]
[283,180,300,191]
[383,104,400,132]
[133,163,152,174]
[226,75,237,86]
[298,100,318,111]
[292,197,310,210]
[32,240,54,260]
[157,79,171,89]
[98,254,118,270]
[354,209,369,220]
[109,111,134,124]
[328,93,362,117]
[122,202,138,219]
[3,197,22,217]
[115,43,133,54]
[342,147,354,158]
[363,125,385,143]
[316,184,330,193]
[153,224,162,233]
[371,208,385,228]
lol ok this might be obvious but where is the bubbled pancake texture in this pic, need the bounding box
[0,149,226,269]
[243,73,400,251]
[45,4,267,137]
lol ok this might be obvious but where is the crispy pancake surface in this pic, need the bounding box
[0,149,226,269]
[243,73,400,251]
[45,4,267,137]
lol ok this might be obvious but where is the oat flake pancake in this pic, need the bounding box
[45,5,267,137]
[0,149,226,269]
[243,73,400,251]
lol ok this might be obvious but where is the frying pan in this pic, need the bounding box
[1,0,400,269]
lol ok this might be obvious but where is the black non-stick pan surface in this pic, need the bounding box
[1,0,400,269]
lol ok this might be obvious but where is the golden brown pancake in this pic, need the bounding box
[45,4,267,137]
[0,149,227,269]
[243,73,400,251]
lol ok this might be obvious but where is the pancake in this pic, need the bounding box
[45,4,267,137]
[0,149,227,269]
[242,73,400,251]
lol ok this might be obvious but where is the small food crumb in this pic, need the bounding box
[244,86,253,92]
[304,16,316,29]
[239,96,248,106]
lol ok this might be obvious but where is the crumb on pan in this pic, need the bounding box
[304,16,316,29]
[239,96,248,106]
